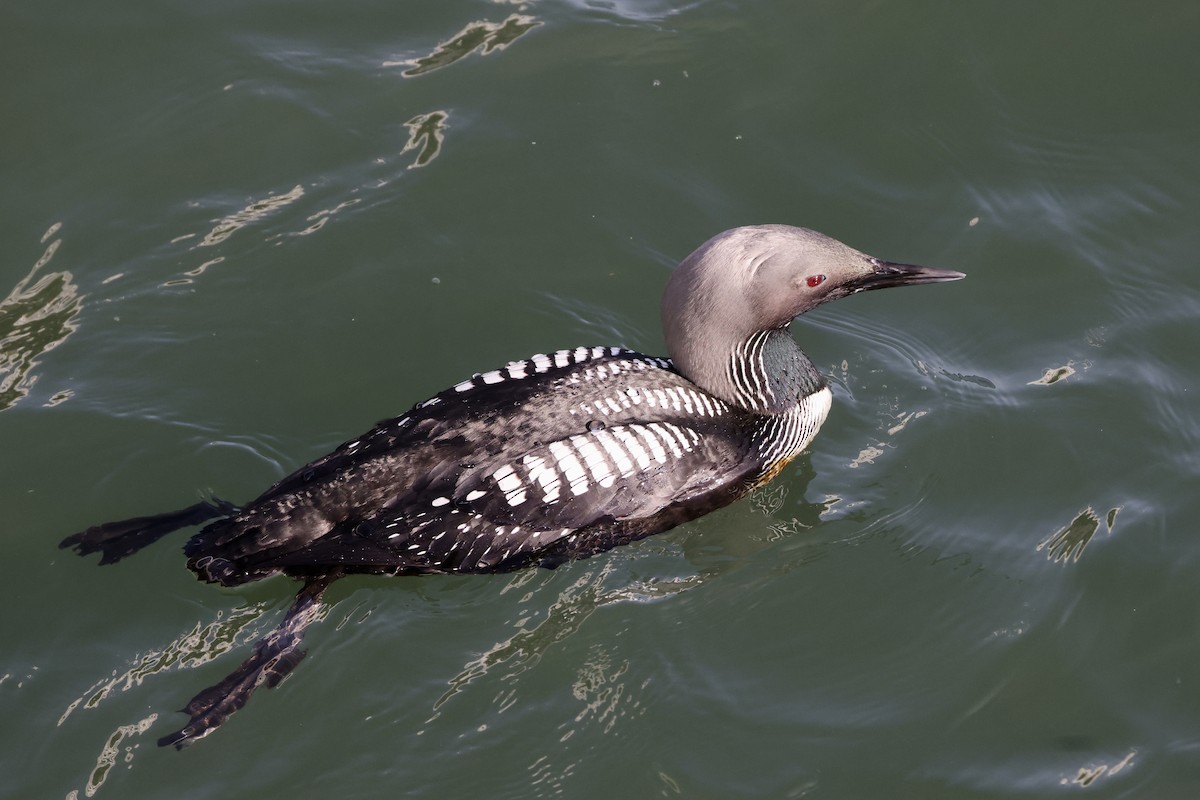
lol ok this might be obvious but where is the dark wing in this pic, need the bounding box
[185,347,760,582]
[263,414,757,575]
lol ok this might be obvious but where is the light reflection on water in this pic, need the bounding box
[0,223,83,412]
[56,603,270,797]
[58,603,271,730]
[1036,506,1119,565]
[390,14,542,78]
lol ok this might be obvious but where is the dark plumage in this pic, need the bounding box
[60,225,963,747]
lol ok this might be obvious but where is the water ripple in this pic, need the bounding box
[0,223,83,412]
[390,14,542,78]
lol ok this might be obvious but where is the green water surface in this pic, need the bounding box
[3,2,1199,798]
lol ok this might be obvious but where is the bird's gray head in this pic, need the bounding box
[661,224,964,410]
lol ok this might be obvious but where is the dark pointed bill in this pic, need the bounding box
[853,258,966,293]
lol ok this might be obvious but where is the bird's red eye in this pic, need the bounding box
[806,275,826,288]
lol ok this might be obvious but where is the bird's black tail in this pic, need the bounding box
[59,499,238,565]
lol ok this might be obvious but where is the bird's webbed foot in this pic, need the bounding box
[158,578,330,748]
[60,499,238,564]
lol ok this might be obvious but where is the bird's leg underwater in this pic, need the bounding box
[59,498,239,564]
[158,576,334,749]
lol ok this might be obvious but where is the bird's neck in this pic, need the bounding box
[685,327,826,416]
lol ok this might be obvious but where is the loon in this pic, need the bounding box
[61,224,963,748]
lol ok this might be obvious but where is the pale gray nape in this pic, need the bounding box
[661,225,878,412]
